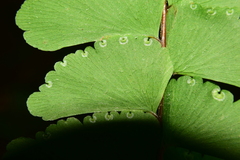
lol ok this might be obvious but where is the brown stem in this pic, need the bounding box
[160,1,168,47]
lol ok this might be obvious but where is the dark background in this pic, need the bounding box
[1,0,240,158]
[0,1,89,157]
[1,0,54,157]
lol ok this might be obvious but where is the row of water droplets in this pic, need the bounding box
[41,112,135,139]
[45,36,153,89]
[186,77,226,101]
[190,3,235,16]
[188,3,231,101]
[89,112,135,123]
[99,36,153,48]
[45,60,67,88]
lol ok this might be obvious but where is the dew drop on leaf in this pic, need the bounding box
[89,115,97,123]
[190,3,198,10]
[126,112,134,119]
[46,81,53,88]
[119,36,128,44]
[42,132,51,139]
[60,60,67,67]
[143,38,153,46]
[207,8,217,15]
[226,8,234,16]
[212,88,226,101]
[81,51,89,57]
[186,77,196,86]
[104,113,114,121]
[99,39,107,47]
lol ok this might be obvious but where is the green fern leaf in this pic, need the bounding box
[27,35,173,120]
[163,76,240,159]
[167,1,240,87]
[16,0,164,51]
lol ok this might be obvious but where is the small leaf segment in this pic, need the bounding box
[163,76,240,160]
[167,1,240,87]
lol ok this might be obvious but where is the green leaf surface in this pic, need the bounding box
[167,2,240,87]
[163,76,240,160]
[16,0,164,51]
[4,111,162,160]
[164,147,223,160]
[168,0,240,8]
[27,35,173,120]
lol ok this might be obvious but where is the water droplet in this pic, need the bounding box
[46,81,53,88]
[119,37,128,44]
[207,8,217,15]
[212,88,225,101]
[226,8,234,16]
[143,38,153,46]
[42,132,51,139]
[81,51,88,57]
[105,113,114,121]
[187,78,196,86]
[126,112,134,119]
[99,39,107,47]
[89,115,97,123]
[60,60,67,67]
[190,3,197,10]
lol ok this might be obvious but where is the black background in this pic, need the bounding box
[0,0,90,157]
